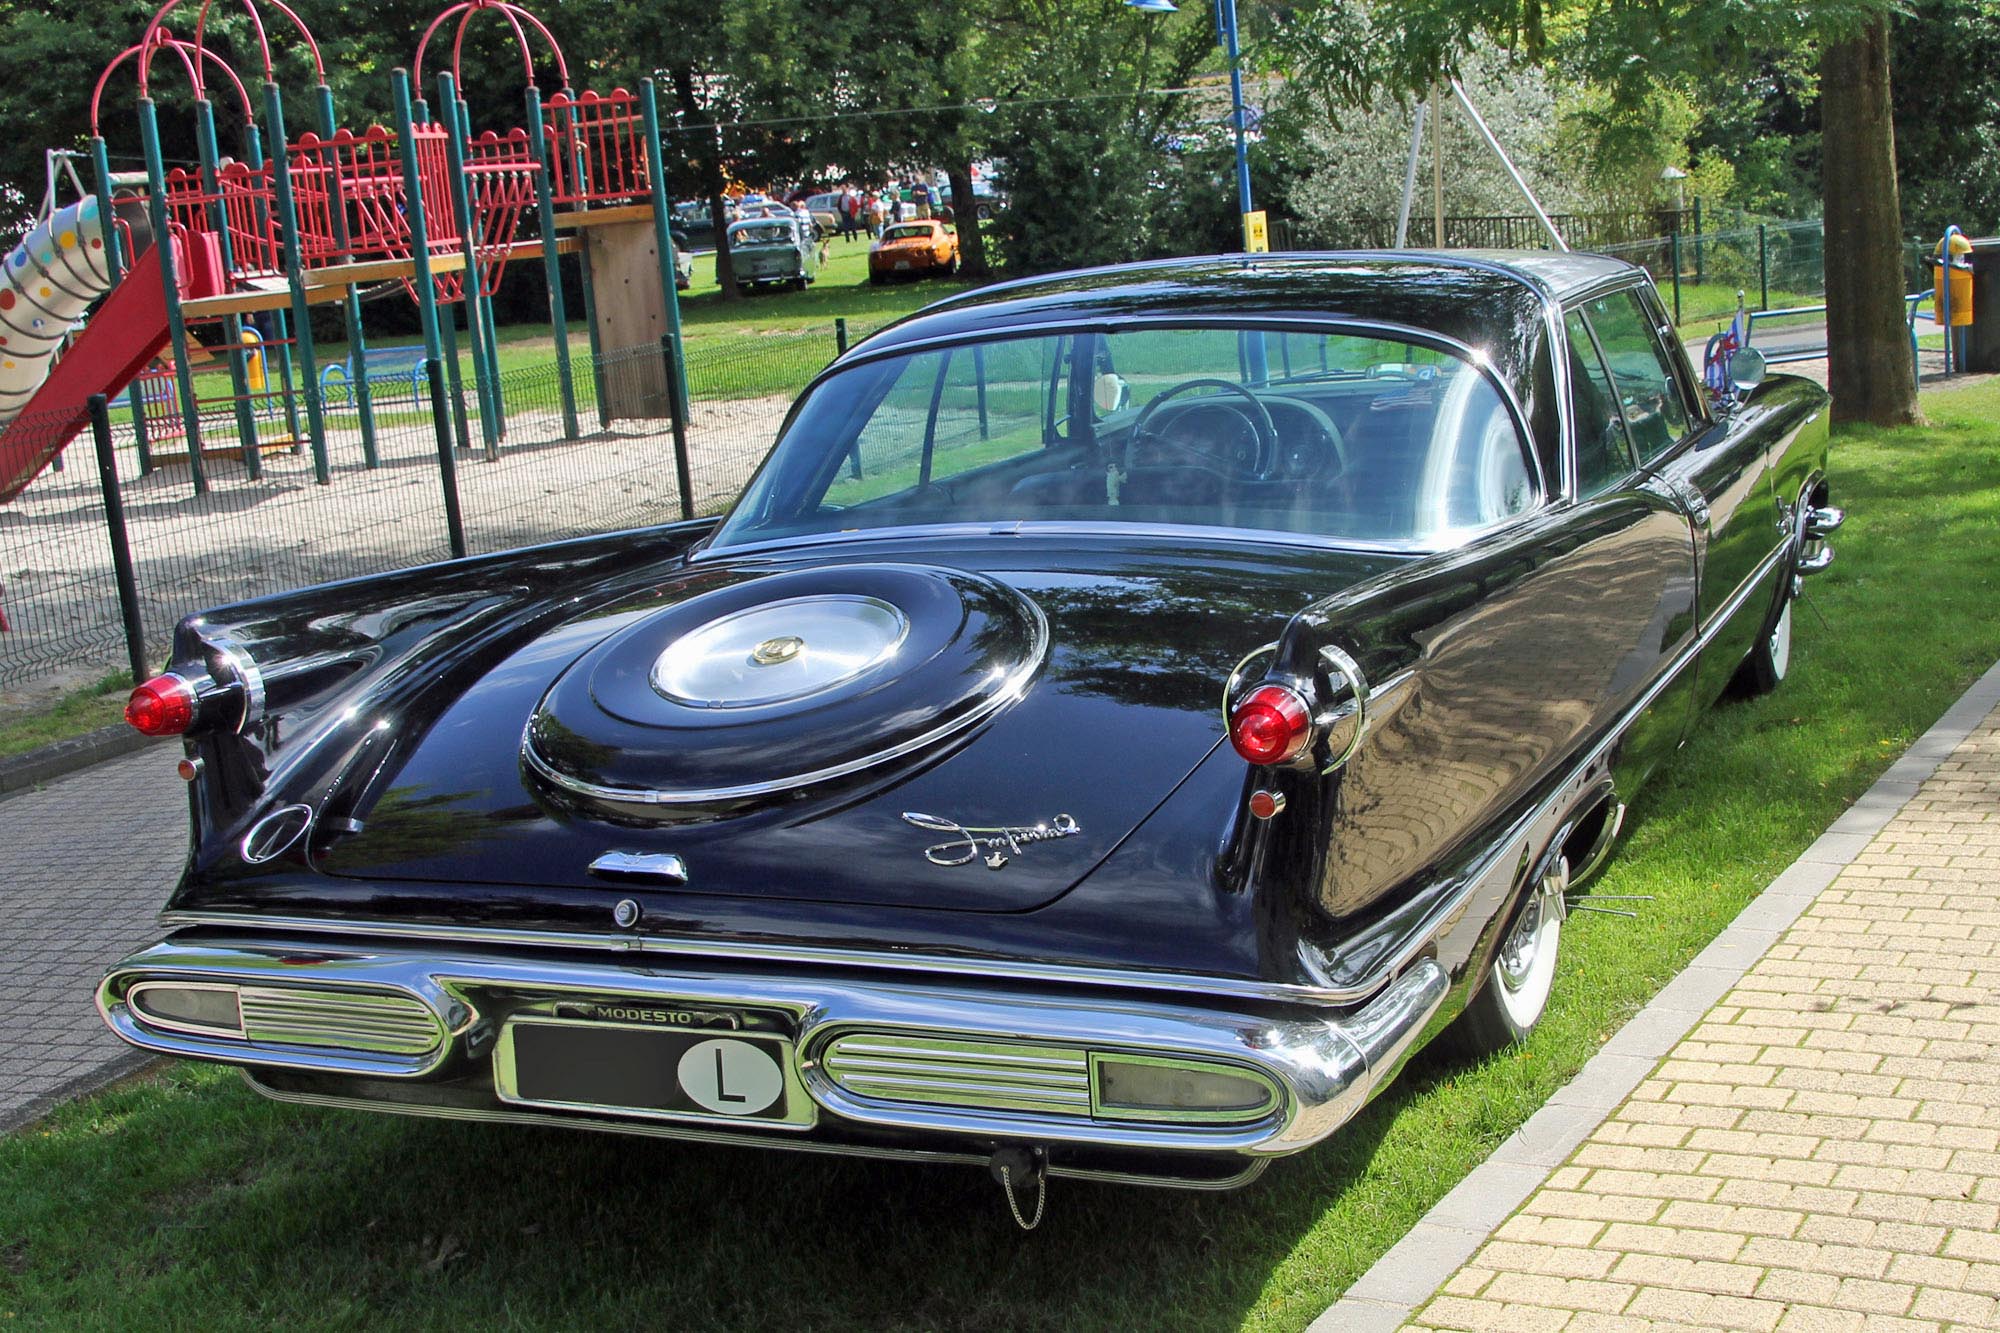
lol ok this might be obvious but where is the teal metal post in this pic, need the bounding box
[90,134,153,474]
[1758,223,1769,312]
[640,79,689,418]
[261,81,331,482]
[558,89,609,426]
[438,75,501,455]
[1692,197,1704,285]
[239,122,301,440]
[440,305,473,453]
[467,99,506,437]
[1669,225,1683,325]
[195,99,264,475]
[315,83,380,467]
[524,88,579,437]
[394,71,454,441]
[137,97,207,492]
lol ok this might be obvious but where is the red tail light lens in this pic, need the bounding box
[126,675,198,737]
[1229,683,1313,765]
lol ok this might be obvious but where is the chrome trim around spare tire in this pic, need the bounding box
[522,593,1048,806]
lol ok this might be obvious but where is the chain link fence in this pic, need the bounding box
[0,322,859,691]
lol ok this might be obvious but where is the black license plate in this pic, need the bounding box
[498,1019,802,1125]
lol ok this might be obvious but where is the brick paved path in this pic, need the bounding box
[1402,703,2000,1333]
[0,746,187,1131]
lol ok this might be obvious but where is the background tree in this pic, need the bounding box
[1272,0,1917,427]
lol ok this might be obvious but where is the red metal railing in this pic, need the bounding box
[161,161,283,281]
[545,87,649,207]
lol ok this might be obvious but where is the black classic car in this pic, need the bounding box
[99,253,1838,1220]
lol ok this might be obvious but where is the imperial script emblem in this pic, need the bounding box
[901,811,1082,870]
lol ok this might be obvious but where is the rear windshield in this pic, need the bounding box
[734,223,793,245]
[711,324,1537,551]
[880,225,934,242]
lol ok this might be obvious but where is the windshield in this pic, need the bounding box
[734,223,794,246]
[880,224,934,243]
[711,324,1537,551]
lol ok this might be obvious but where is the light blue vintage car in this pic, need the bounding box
[724,213,818,293]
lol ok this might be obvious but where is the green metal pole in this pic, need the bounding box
[138,97,207,493]
[239,122,300,439]
[437,76,500,455]
[1669,224,1683,326]
[315,82,380,467]
[524,88,579,439]
[406,83,471,454]
[261,81,331,483]
[1758,222,1769,312]
[558,89,609,426]
[90,135,153,474]
[440,302,473,453]
[640,79,689,418]
[195,99,263,475]
[456,94,508,444]
[1692,197,1704,286]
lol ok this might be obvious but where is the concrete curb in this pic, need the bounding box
[0,725,156,802]
[1309,655,2000,1333]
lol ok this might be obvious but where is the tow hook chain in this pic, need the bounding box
[989,1146,1048,1231]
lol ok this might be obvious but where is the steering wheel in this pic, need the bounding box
[1124,378,1279,479]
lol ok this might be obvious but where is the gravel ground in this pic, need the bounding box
[0,391,792,705]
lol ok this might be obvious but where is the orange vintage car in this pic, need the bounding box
[869,219,960,282]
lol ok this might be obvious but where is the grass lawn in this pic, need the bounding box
[435,234,982,382]
[0,672,133,759]
[4,384,1999,1331]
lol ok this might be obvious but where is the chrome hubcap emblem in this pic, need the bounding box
[751,635,805,666]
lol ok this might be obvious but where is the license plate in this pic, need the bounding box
[895,260,911,270]
[495,1018,812,1127]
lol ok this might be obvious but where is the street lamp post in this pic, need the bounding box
[1126,0,1260,251]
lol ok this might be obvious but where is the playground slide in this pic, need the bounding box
[0,199,173,503]
[0,198,113,426]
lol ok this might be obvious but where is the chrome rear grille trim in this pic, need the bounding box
[822,1033,1094,1117]
[238,987,442,1056]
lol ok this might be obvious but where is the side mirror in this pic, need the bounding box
[1730,347,1767,396]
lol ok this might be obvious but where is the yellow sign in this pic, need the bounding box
[1243,210,1269,254]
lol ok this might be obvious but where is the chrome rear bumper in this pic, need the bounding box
[99,932,1447,1178]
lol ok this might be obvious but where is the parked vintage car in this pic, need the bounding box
[869,218,959,282]
[99,253,1837,1216]
[724,213,817,293]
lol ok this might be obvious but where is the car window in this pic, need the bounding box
[822,341,1061,507]
[1579,291,1691,462]
[716,324,1537,550]
[735,224,793,246]
[1564,310,1636,498]
[881,225,934,242]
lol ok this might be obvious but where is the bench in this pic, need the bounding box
[319,343,429,407]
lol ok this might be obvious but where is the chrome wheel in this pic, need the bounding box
[1492,867,1565,1031]
[1449,855,1567,1056]
[1766,600,1792,681]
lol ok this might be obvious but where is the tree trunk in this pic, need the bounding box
[1821,18,1920,427]
[947,165,988,279]
[671,67,739,301]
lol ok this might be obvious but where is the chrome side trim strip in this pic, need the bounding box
[241,1073,1270,1191]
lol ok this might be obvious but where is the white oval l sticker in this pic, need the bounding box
[676,1038,784,1116]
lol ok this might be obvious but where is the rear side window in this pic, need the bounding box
[1578,291,1691,462]
[1565,311,1636,498]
